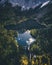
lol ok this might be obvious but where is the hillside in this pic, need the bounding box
[0,0,52,65]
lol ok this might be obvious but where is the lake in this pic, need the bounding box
[17,30,36,46]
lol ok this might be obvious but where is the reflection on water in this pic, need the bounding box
[17,30,36,46]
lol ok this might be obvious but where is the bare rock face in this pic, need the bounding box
[0,0,49,7]
[10,0,49,7]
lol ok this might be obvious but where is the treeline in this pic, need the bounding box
[0,0,52,65]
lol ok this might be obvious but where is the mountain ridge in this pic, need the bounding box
[0,0,50,8]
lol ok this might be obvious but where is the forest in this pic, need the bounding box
[0,0,52,65]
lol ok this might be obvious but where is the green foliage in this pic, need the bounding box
[0,28,20,65]
[0,0,52,65]
[30,29,38,38]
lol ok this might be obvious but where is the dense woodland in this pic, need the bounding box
[0,0,52,65]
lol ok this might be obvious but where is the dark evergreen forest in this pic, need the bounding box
[0,0,52,65]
